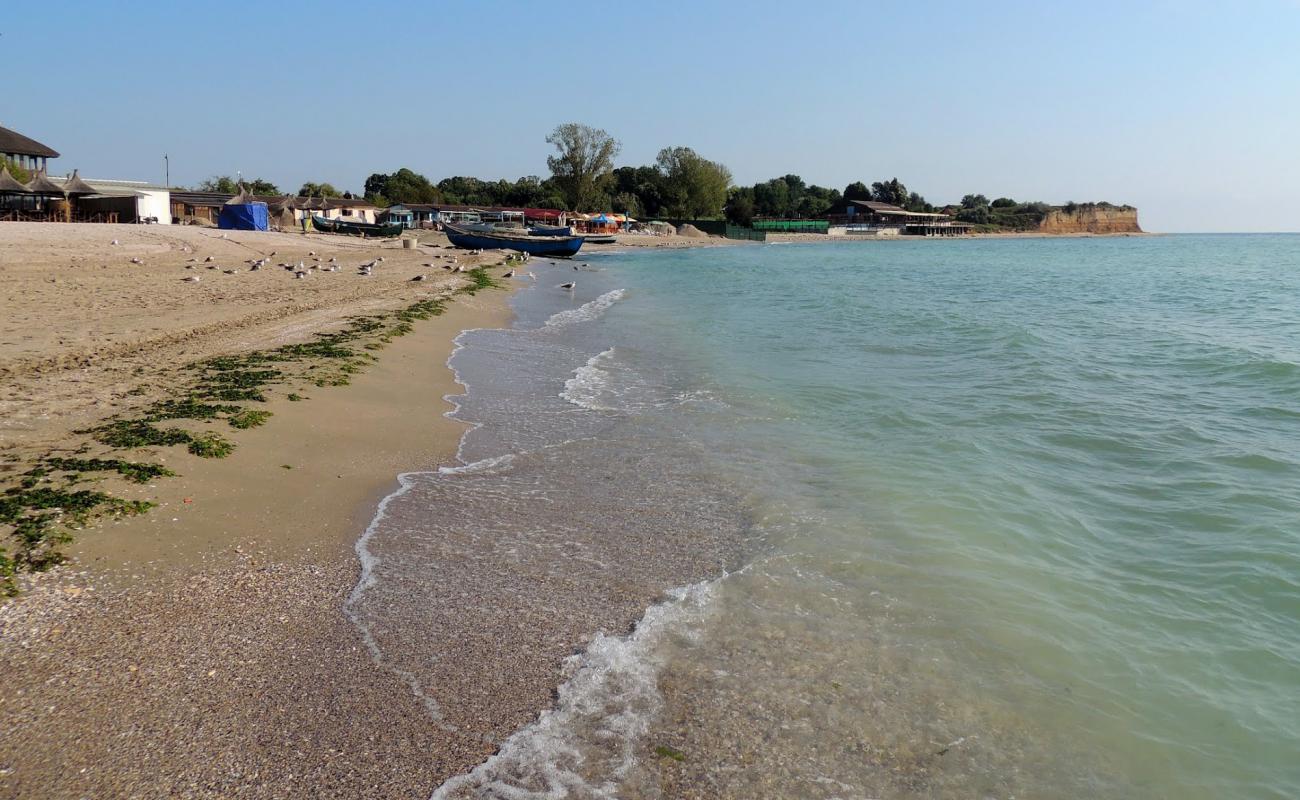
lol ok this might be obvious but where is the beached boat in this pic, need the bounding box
[443,222,584,257]
[312,215,404,238]
[529,224,573,237]
[580,233,618,244]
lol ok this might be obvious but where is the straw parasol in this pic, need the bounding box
[62,170,98,196]
[0,164,30,194]
[26,167,67,196]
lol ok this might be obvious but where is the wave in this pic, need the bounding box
[430,579,721,800]
[543,289,627,330]
[561,348,618,411]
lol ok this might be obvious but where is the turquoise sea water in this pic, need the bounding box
[423,235,1300,798]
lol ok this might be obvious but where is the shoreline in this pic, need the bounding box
[0,224,525,797]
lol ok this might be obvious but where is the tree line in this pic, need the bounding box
[186,123,1125,227]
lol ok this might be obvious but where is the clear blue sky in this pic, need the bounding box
[6,1,1298,231]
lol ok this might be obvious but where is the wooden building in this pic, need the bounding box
[829,200,971,236]
[0,125,59,173]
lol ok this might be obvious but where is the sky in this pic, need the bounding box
[5,0,1299,232]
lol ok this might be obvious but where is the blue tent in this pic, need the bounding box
[218,189,269,231]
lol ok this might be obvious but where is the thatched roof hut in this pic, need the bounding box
[26,167,67,195]
[0,164,30,194]
[62,170,98,196]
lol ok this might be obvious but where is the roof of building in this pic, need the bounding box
[26,168,67,194]
[0,125,59,158]
[847,199,950,219]
[62,170,98,196]
[170,191,234,207]
[0,165,29,193]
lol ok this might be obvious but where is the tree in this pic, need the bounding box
[725,190,756,226]
[546,123,621,211]
[843,181,872,203]
[960,193,990,209]
[991,197,1017,208]
[364,168,440,205]
[1,157,30,183]
[198,175,278,194]
[196,176,278,195]
[298,182,341,198]
[871,178,908,207]
[654,146,732,218]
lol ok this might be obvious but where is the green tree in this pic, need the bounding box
[198,175,278,195]
[365,168,440,205]
[991,197,1016,208]
[725,190,756,226]
[654,146,732,218]
[546,123,621,211]
[298,182,341,198]
[1,157,31,183]
[843,181,872,203]
[871,178,908,207]
[960,193,990,209]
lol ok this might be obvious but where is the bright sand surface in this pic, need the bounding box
[0,223,723,798]
[0,223,510,797]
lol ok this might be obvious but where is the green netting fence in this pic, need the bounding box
[750,219,829,233]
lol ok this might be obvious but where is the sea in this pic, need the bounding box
[352,234,1300,799]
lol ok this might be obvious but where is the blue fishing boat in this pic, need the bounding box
[443,222,584,257]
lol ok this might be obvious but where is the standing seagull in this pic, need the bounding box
[410,274,427,282]
[559,281,576,290]
[503,269,515,278]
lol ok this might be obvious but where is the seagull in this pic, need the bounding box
[204,256,214,262]
[329,256,337,263]
[503,270,515,278]
[295,270,308,279]
[185,264,195,270]
[410,274,427,282]
[187,257,199,263]
[308,251,316,256]
[526,271,536,281]
[220,233,228,239]
[130,257,143,264]
[183,276,201,283]
[249,263,261,271]
[111,239,120,246]
[268,250,277,257]
[222,269,237,275]
[559,281,575,290]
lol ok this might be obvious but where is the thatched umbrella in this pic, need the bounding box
[0,164,30,194]
[62,169,98,196]
[26,167,67,196]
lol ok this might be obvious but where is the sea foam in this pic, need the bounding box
[543,289,626,330]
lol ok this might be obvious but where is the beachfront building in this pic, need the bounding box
[829,200,971,236]
[0,169,170,223]
[378,205,417,228]
[0,124,59,173]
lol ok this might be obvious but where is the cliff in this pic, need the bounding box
[1037,205,1141,234]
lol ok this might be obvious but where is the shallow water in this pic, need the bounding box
[369,236,1300,799]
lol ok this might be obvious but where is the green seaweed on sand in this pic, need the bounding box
[654,745,687,762]
[227,409,272,430]
[3,290,492,590]
[41,457,175,484]
[0,484,154,593]
[187,432,234,458]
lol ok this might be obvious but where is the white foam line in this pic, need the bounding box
[429,578,725,800]
[343,470,453,729]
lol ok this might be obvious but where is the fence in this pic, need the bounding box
[751,219,829,233]
[724,224,766,241]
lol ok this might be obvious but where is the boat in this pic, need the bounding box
[529,224,573,237]
[312,215,404,238]
[579,233,618,244]
[443,222,584,257]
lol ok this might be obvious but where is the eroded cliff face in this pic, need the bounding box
[1038,206,1141,234]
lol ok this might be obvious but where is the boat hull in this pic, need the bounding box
[443,223,584,257]
[529,224,573,237]
[312,215,404,237]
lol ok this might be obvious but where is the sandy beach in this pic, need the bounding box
[0,222,733,798]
